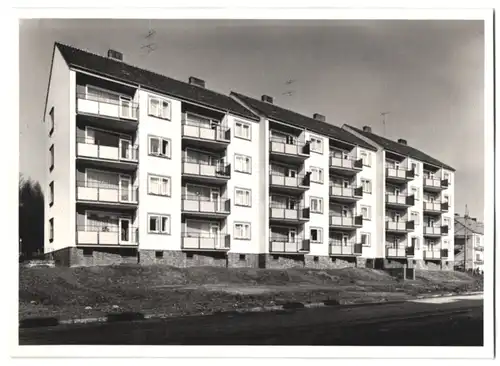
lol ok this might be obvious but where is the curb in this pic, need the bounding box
[19,291,482,329]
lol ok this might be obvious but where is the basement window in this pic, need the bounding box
[239,254,246,261]
[155,251,163,258]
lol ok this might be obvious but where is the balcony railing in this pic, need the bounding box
[423,201,448,212]
[329,214,363,228]
[386,167,415,181]
[269,173,310,189]
[329,241,363,256]
[76,93,139,121]
[424,225,448,236]
[76,181,139,204]
[182,160,231,179]
[329,155,363,171]
[269,239,310,254]
[386,194,414,206]
[474,259,484,265]
[76,137,139,163]
[181,195,231,215]
[269,206,310,221]
[76,225,139,246]
[424,249,448,260]
[423,178,448,189]
[181,117,230,143]
[386,246,415,258]
[269,138,310,157]
[181,233,231,251]
[475,245,484,252]
[329,185,363,199]
[385,220,415,232]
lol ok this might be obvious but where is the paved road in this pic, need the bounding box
[19,295,483,346]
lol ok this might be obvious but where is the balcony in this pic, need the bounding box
[329,214,363,230]
[329,185,363,203]
[269,173,310,194]
[475,245,484,252]
[269,206,310,223]
[269,138,310,164]
[76,225,139,247]
[181,195,230,217]
[329,155,363,176]
[76,138,139,171]
[423,225,448,237]
[181,117,230,151]
[329,241,363,257]
[181,161,231,184]
[76,182,139,209]
[76,93,139,132]
[424,249,448,260]
[385,167,415,183]
[181,233,231,252]
[423,178,449,192]
[423,201,448,214]
[385,220,415,233]
[474,259,484,265]
[386,246,415,258]
[269,239,310,255]
[385,194,415,209]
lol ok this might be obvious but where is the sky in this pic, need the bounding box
[19,19,485,220]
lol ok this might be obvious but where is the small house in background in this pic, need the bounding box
[454,214,484,272]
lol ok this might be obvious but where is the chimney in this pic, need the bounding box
[472,218,477,222]
[107,49,123,61]
[189,77,205,88]
[313,113,326,122]
[261,95,274,104]
[398,139,407,145]
[455,213,460,216]
[363,126,372,133]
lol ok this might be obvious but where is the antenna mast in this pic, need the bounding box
[381,111,390,136]
[464,205,469,271]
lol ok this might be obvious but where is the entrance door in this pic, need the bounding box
[287,169,297,178]
[119,218,131,244]
[395,188,400,196]
[395,213,401,222]
[289,229,296,243]
[211,189,220,211]
[342,234,349,246]
[119,175,132,202]
[119,96,133,119]
[210,223,220,248]
[286,135,295,145]
[119,139,132,160]
[288,198,297,210]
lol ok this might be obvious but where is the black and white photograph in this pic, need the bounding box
[9,2,495,361]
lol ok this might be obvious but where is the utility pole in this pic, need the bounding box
[381,111,390,136]
[464,204,469,271]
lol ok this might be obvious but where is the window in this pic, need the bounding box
[49,182,54,206]
[148,175,171,196]
[411,237,420,250]
[49,218,54,242]
[476,253,481,261]
[411,162,419,175]
[361,205,371,220]
[360,150,371,166]
[411,211,420,225]
[310,167,324,183]
[410,186,419,200]
[443,217,450,227]
[310,197,323,213]
[49,145,54,171]
[443,195,450,205]
[148,214,170,234]
[149,136,171,158]
[235,154,252,173]
[361,179,372,193]
[235,121,251,140]
[48,107,54,136]
[234,222,251,240]
[148,96,171,119]
[310,228,323,243]
[476,236,481,245]
[310,136,323,153]
[443,172,451,184]
[361,232,371,247]
[235,188,251,207]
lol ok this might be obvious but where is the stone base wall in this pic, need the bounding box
[227,253,261,268]
[264,254,306,269]
[44,247,139,267]
[413,259,455,271]
[139,250,227,267]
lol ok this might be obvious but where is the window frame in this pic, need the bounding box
[309,135,324,154]
[234,154,252,174]
[234,222,251,240]
[49,144,54,171]
[310,196,324,214]
[360,150,371,167]
[360,232,371,247]
[234,120,252,140]
[148,96,171,120]
[147,174,171,197]
[148,213,171,235]
[49,181,54,206]
[49,218,54,242]
[48,107,55,136]
[411,211,420,225]
[361,178,372,194]
[310,166,324,184]
[360,205,372,220]
[310,227,323,243]
[234,187,252,207]
[148,135,171,159]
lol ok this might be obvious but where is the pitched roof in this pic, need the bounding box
[344,124,455,171]
[230,92,377,151]
[54,42,259,121]
[454,216,484,236]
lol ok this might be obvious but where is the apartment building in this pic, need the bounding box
[454,215,484,272]
[42,42,456,270]
[343,125,456,271]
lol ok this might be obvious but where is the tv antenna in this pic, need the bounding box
[141,20,158,54]
[282,91,295,97]
[381,111,390,136]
